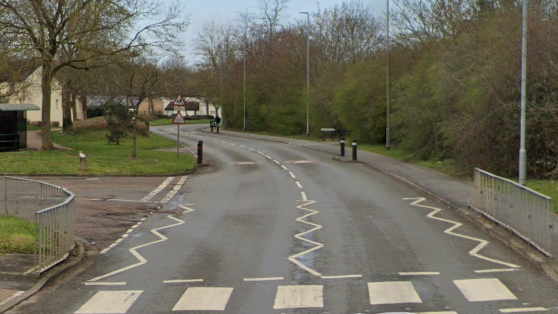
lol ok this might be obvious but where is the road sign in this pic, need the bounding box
[172,111,186,124]
[173,94,186,106]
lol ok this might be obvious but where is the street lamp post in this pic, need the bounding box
[386,0,390,150]
[299,11,310,137]
[244,30,247,131]
[519,0,528,185]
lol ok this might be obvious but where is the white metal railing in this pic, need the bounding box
[468,168,553,256]
[2,176,75,273]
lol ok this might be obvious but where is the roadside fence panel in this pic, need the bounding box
[2,176,76,273]
[468,168,553,256]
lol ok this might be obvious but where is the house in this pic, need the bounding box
[164,96,222,118]
[1,66,84,126]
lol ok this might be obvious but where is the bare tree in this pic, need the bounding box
[313,0,382,64]
[0,0,189,150]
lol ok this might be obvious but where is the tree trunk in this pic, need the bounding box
[41,64,54,150]
[132,110,137,158]
[62,88,72,130]
[72,93,78,121]
[79,94,88,120]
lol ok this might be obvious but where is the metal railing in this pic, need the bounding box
[2,176,75,273]
[468,168,553,256]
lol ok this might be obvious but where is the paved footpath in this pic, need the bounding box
[2,128,558,313]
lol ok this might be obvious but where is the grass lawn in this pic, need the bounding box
[0,130,196,175]
[0,215,35,255]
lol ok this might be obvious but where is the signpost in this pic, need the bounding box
[172,95,187,157]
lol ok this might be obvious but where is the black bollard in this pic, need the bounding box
[197,141,203,164]
[340,137,345,157]
[352,140,357,161]
[216,124,219,134]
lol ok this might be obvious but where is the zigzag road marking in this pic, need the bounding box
[288,200,323,276]
[404,197,520,269]
[87,209,192,284]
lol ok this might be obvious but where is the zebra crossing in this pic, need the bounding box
[74,278,548,313]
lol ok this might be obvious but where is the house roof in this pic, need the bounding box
[0,60,41,82]
[0,104,40,111]
[166,101,199,111]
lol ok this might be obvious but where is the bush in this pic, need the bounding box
[87,106,105,118]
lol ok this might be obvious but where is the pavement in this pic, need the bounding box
[1,128,558,312]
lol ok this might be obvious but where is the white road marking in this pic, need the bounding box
[273,160,281,165]
[0,291,24,307]
[454,278,517,302]
[141,177,173,202]
[288,200,323,276]
[285,160,315,164]
[399,272,440,276]
[417,312,458,314]
[87,215,185,283]
[163,279,204,284]
[239,145,246,148]
[243,277,284,282]
[248,148,255,151]
[368,281,422,305]
[229,161,261,165]
[405,197,521,269]
[321,275,362,279]
[256,150,265,155]
[281,165,289,171]
[273,285,324,309]
[74,290,143,314]
[475,268,519,274]
[161,176,189,204]
[126,229,134,234]
[301,192,308,201]
[499,308,548,313]
[296,181,303,189]
[289,171,296,179]
[84,282,127,286]
[172,287,233,311]
[265,155,273,160]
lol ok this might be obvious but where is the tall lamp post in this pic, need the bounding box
[386,0,390,150]
[299,11,310,137]
[519,0,528,185]
[243,29,247,131]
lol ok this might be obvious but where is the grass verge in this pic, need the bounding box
[0,130,196,175]
[0,215,35,255]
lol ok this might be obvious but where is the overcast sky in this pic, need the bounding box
[166,0,386,63]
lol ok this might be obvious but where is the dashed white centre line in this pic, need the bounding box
[321,275,362,279]
[499,308,548,313]
[296,181,303,189]
[243,277,284,282]
[289,172,296,179]
[399,272,440,276]
[163,279,204,284]
[301,192,308,201]
[281,165,289,171]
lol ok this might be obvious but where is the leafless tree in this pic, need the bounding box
[0,0,189,149]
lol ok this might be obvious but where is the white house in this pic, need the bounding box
[3,67,84,126]
[163,96,222,118]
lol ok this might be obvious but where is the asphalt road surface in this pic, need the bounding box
[8,125,558,314]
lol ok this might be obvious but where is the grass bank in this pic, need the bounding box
[0,130,196,175]
[0,215,35,255]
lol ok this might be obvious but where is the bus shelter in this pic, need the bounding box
[0,104,40,151]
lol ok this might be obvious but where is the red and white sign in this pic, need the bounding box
[173,94,186,107]
[172,111,186,124]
